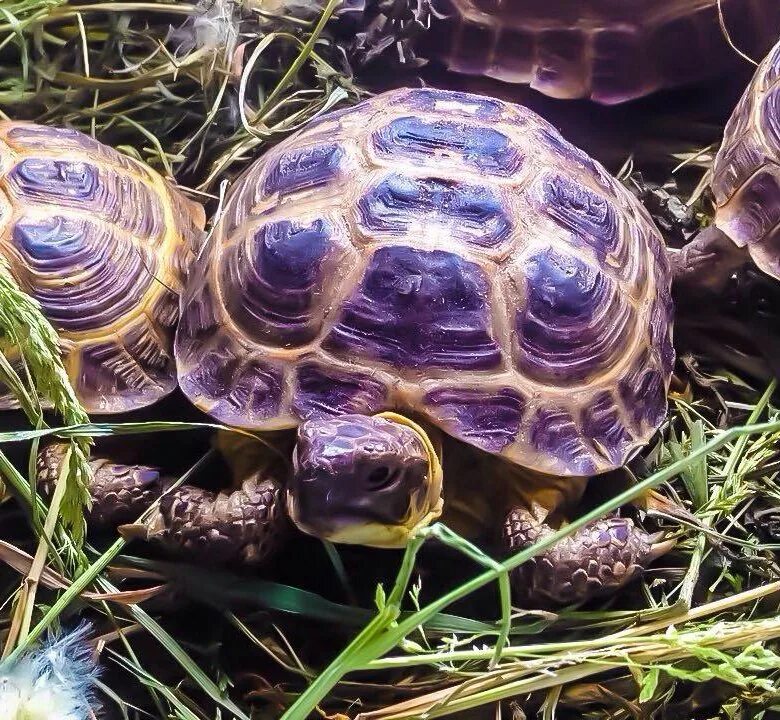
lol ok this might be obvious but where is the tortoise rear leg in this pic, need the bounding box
[37,442,286,565]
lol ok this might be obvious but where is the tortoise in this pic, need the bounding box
[0,88,676,607]
[345,0,780,104]
[673,36,780,290]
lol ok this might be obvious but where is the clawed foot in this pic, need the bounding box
[37,442,286,564]
[121,476,286,565]
[504,506,673,607]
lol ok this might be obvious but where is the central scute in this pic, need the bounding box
[325,246,502,370]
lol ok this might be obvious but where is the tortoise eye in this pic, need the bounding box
[367,466,400,491]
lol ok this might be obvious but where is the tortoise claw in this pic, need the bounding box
[504,507,672,607]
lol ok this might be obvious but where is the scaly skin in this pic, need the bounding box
[37,442,285,565]
[504,507,670,607]
[37,442,166,528]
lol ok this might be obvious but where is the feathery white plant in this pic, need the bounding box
[0,625,98,720]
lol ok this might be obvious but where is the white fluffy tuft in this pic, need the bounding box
[0,624,98,720]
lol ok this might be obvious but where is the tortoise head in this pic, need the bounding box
[286,413,443,548]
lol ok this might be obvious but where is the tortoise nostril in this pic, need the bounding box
[367,466,400,490]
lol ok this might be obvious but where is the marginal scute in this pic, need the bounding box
[77,337,177,413]
[762,86,780,150]
[533,28,588,98]
[530,408,597,476]
[424,387,525,452]
[220,218,337,346]
[716,168,780,247]
[325,246,502,371]
[514,247,634,385]
[292,363,387,420]
[211,360,285,426]
[580,392,635,466]
[372,116,523,176]
[179,338,284,426]
[619,355,666,429]
[357,174,511,248]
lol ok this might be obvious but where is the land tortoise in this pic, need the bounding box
[672,37,780,290]
[342,0,780,104]
[2,88,676,606]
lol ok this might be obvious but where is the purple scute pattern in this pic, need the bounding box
[579,392,634,466]
[221,219,333,346]
[372,116,522,175]
[424,387,525,452]
[292,363,387,420]
[516,247,632,384]
[358,174,511,247]
[12,215,153,331]
[539,174,619,257]
[263,143,345,197]
[325,246,502,370]
[530,408,597,475]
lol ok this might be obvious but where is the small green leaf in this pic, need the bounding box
[639,667,660,703]
[375,583,386,611]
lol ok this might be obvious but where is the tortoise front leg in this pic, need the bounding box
[669,224,750,294]
[471,459,674,607]
[37,442,285,565]
[37,442,167,528]
[125,476,286,565]
[503,506,672,607]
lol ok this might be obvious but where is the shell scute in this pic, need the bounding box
[371,115,524,176]
[529,408,598,477]
[511,246,637,387]
[292,363,387,421]
[423,387,526,454]
[220,216,352,347]
[323,245,503,371]
[536,172,620,258]
[579,392,635,467]
[356,174,513,250]
[262,142,345,198]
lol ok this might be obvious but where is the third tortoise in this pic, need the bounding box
[672,36,780,290]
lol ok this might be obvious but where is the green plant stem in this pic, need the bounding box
[280,418,780,720]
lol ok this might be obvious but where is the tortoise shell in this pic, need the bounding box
[711,38,780,281]
[0,122,205,413]
[176,88,674,478]
[424,0,780,104]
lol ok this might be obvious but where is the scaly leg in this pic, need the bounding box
[37,441,285,564]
